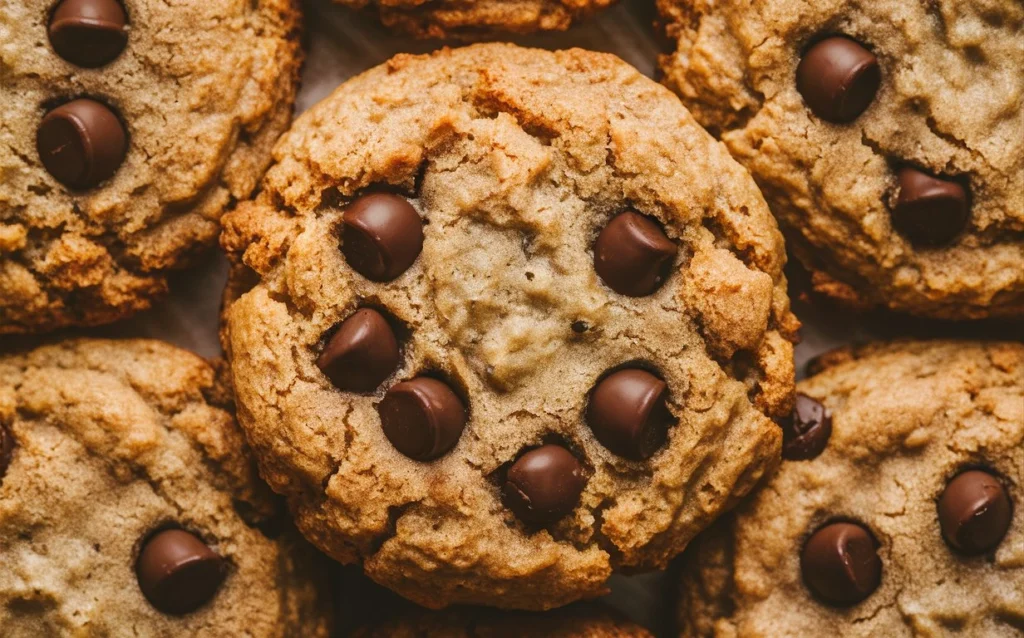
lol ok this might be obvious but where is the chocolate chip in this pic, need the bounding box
[571,320,589,333]
[503,445,587,525]
[48,0,128,68]
[938,470,1012,555]
[136,529,227,615]
[801,522,882,606]
[0,424,14,480]
[781,394,832,461]
[379,377,466,460]
[594,211,677,297]
[587,369,671,459]
[797,36,881,123]
[317,308,399,393]
[891,167,969,246]
[342,193,423,282]
[37,99,127,189]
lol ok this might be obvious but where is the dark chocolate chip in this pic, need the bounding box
[571,320,589,334]
[379,377,466,460]
[801,522,882,606]
[342,193,423,282]
[891,167,969,246]
[594,211,677,297]
[317,308,399,393]
[587,369,671,459]
[781,394,832,461]
[938,469,1012,555]
[136,529,227,615]
[0,424,14,480]
[797,36,881,123]
[48,0,128,68]
[37,99,127,189]
[503,444,587,525]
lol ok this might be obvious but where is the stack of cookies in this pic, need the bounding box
[1,0,1020,636]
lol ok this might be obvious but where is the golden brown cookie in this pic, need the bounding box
[0,339,332,637]
[223,43,798,610]
[0,0,302,333]
[658,0,1024,319]
[678,340,1024,637]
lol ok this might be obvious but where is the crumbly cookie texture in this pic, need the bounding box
[354,604,652,637]
[0,0,302,333]
[335,0,616,39]
[658,0,1024,319]
[678,341,1024,637]
[223,43,797,610]
[0,339,331,637]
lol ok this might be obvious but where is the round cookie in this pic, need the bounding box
[0,0,302,333]
[335,0,616,39]
[677,341,1024,637]
[222,43,798,609]
[0,339,332,636]
[657,0,1024,319]
[354,605,652,637]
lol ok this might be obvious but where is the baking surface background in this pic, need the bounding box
[51,0,1017,634]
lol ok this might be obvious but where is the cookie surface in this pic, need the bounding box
[223,43,797,609]
[0,0,302,333]
[0,339,331,636]
[335,0,615,39]
[658,0,1024,319]
[354,604,652,637]
[678,341,1024,637]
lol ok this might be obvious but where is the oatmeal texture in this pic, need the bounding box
[223,44,797,609]
[0,339,331,637]
[658,0,1024,319]
[678,340,1024,637]
[0,0,302,333]
[335,0,616,39]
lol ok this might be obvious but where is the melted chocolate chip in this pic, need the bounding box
[503,445,587,525]
[938,470,1012,555]
[801,522,882,607]
[797,36,881,123]
[37,99,127,189]
[342,193,424,281]
[594,211,677,297]
[317,308,400,393]
[48,0,128,68]
[781,394,832,461]
[378,377,466,460]
[0,423,14,480]
[891,167,969,246]
[136,529,227,615]
[587,369,671,459]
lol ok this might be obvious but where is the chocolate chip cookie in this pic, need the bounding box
[335,0,616,39]
[222,43,798,609]
[0,339,332,636]
[354,605,651,637]
[658,0,1024,319]
[0,0,302,333]
[678,340,1023,636]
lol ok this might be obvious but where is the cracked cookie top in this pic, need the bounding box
[222,43,797,610]
[333,0,616,39]
[678,340,1024,637]
[658,0,1024,319]
[0,0,301,333]
[0,339,331,637]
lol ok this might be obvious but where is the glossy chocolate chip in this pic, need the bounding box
[136,529,227,615]
[781,394,832,461]
[503,445,587,525]
[342,193,423,282]
[938,470,1012,555]
[37,99,127,189]
[801,522,882,606]
[0,424,14,480]
[317,309,399,393]
[379,377,466,460]
[587,369,671,459]
[797,37,881,123]
[48,0,128,68]
[594,211,677,297]
[891,167,969,246]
